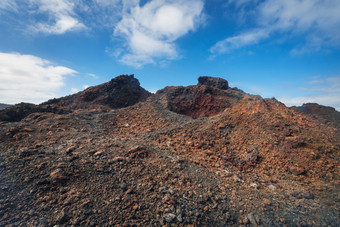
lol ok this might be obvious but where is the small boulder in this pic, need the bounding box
[164,213,176,223]
[55,209,68,224]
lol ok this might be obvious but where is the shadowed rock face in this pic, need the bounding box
[45,74,152,110]
[79,74,151,108]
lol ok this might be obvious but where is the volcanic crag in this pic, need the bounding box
[292,103,340,129]
[0,75,339,226]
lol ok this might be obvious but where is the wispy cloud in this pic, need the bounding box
[0,52,76,104]
[29,0,85,34]
[210,28,270,54]
[75,0,122,28]
[113,0,204,67]
[88,73,99,79]
[0,0,17,11]
[278,76,340,111]
[0,0,90,35]
[212,0,340,55]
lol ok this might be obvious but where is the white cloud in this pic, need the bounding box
[0,52,76,104]
[29,0,85,34]
[278,76,340,111]
[213,0,340,54]
[114,0,204,67]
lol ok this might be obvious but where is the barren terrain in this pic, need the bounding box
[0,75,339,226]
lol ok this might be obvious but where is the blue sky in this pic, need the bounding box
[0,0,340,110]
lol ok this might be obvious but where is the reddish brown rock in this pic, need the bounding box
[155,77,244,118]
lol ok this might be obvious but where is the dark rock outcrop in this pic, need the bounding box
[82,74,151,109]
[44,74,151,110]
[0,103,67,122]
[197,76,229,90]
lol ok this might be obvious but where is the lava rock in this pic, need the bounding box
[164,213,176,223]
[42,74,151,111]
[0,102,67,122]
[198,76,229,90]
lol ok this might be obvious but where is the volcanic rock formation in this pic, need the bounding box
[44,74,151,110]
[0,75,339,226]
[292,103,340,128]
[0,102,68,122]
[156,76,243,118]
[197,76,229,90]
[0,74,151,122]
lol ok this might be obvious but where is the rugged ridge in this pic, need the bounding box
[44,74,151,110]
[0,74,151,122]
[0,75,339,226]
[0,103,68,122]
[292,103,340,128]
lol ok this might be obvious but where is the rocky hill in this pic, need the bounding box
[0,74,151,122]
[0,75,339,226]
[43,74,151,110]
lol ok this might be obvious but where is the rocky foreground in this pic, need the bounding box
[0,75,339,226]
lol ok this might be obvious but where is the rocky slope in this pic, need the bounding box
[0,75,339,226]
